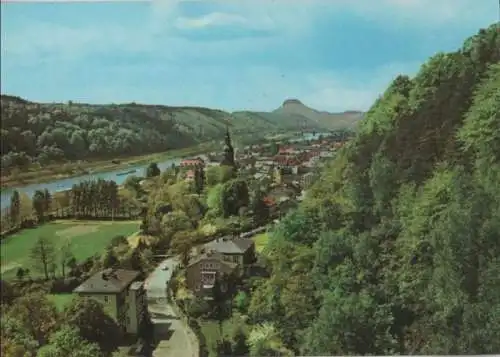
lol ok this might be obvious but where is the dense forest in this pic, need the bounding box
[248,24,500,354]
[0,96,361,173]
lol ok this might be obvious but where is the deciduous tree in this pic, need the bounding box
[30,236,56,280]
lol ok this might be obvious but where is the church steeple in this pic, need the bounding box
[220,124,236,169]
[224,125,232,147]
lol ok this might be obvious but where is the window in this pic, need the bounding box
[104,295,109,303]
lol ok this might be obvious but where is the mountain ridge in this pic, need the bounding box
[0,94,363,171]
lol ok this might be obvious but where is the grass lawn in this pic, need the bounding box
[253,232,270,253]
[0,220,139,279]
[47,293,76,311]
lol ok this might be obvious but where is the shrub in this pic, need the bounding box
[49,278,81,294]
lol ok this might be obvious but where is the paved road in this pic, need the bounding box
[144,257,198,357]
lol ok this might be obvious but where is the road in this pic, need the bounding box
[144,257,198,357]
[143,226,272,357]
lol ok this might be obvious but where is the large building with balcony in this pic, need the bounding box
[73,268,147,335]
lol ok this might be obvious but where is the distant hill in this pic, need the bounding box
[273,98,363,130]
[0,95,363,171]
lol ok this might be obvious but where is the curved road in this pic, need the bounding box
[144,257,198,357]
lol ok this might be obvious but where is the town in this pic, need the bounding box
[1,128,350,357]
[3,4,497,356]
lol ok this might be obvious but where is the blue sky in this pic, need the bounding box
[1,0,497,112]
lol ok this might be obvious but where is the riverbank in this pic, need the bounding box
[0,142,216,189]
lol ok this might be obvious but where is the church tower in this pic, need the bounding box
[220,125,236,169]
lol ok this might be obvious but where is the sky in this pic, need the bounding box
[1,0,498,112]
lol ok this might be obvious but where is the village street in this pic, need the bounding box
[144,257,198,357]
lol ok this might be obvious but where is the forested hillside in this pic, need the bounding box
[0,96,361,173]
[248,24,500,355]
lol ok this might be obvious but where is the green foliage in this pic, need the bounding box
[250,189,270,225]
[247,24,500,355]
[186,296,212,319]
[10,190,21,226]
[145,162,161,178]
[5,291,59,346]
[205,165,235,186]
[101,248,119,269]
[1,314,39,356]
[30,236,56,280]
[206,184,224,215]
[458,62,500,165]
[220,179,250,217]
[37,325,103,357]
[233,291,250,314]
[63,298,122,355]
[70,179,121,218]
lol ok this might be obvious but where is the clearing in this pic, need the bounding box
[0,220,139,279]
[252,232,270,253]
[47,293,76,311]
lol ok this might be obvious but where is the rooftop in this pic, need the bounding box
[73,268,141,294]
[204,236,254,254]
[188,250,238,270]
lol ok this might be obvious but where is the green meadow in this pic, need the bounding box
[0,220,139,279]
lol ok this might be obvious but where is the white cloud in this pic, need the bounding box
[174,12,248,29]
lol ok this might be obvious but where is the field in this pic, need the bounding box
[0,220,139,279]
[252,232,270,253]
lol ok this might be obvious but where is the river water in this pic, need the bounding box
[0,132,327,209]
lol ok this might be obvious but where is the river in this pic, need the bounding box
[0,132,328,209]
[0,157,186,210]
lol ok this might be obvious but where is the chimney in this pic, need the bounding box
[102,268,114,280]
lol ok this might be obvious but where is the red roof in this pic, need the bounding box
[181,158,204,166]
[274,155,300,166]
[278,147,295,154]
[263,197,275,206]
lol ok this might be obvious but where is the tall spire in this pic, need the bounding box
[225,124,231,146]
[220,124,236,169]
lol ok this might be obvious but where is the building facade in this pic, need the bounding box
[73,269,147,335]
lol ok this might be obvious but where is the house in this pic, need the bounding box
[186,237,256,297]
[202,237,256,271]
[186,251,239,298]
[185,169,195,181]
[73,269,147,335]
[180,158,204,168]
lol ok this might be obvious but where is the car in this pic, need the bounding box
[162,264,169,271]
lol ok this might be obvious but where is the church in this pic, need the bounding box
[220,125,237,170]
